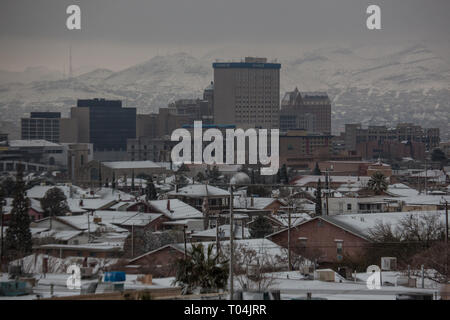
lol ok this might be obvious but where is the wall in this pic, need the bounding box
[268,218,369,264]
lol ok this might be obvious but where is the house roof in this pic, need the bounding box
[191,224,250,239]
[149,199,203,220]
[92,211,163,227]
[234,197,286,210]
[9,140,61,148]
[128,238,287,265]
[267,210,447,242]
[37,242,124,252]
[168,184,230,197]
[102,160,163,170]
[293,175,371,187]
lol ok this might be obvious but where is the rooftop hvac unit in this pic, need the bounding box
[93,217,102,224]
[381,257,397,271]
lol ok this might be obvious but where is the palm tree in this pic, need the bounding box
[173,243,229,294]
[368,172,388,195]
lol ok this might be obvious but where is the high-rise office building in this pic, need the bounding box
[71,99,136,152]
[280,88,331,135]
[21,112,61,143]
[213,57,280,129]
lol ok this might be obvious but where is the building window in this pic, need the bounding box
[336,240,343,261]
[347,204,352,211]
[298,237,307,249]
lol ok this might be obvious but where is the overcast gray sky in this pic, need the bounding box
[1,0,449,71]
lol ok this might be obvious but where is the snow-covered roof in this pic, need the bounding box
[92,211,162,227]
[191,224,250,239]
[9,140,62,148]
[387,183,419,197]
[148,199,203,220]
[267,210,447,242]
[174,238,286,262]
[234,197,286,210]
[32,229,83,241]
[67,198,116,212]
[38,242,124,251]
[57,214,129,234]
[102,160,164,170]
[130,238,286,264]
[26,185,77,199]
[321,210,447,240]
[169,184,230,197]
[293,175,371,186]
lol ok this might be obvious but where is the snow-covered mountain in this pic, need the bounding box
[0,44,449,139]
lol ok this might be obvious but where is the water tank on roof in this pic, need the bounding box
[104,271,126,282]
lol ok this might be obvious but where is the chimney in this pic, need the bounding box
[167,199,171,211]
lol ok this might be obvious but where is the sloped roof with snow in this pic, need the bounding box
[321,210,446,240]
[93,211,162,227]
[191,224,250,239]
[148,199,203,220]
[26,185,76,199]
[169,184,230,197]
[66,198,116,212]
[293,175,371,187]
[234,197,286,210]
[9,140,62,148]
[102,160,163,169]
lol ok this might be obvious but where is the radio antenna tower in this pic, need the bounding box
[69,45,73,79]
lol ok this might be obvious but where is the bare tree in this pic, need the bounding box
[220,242,283,292]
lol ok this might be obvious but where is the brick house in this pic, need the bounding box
[124,244,185,277]
[267,216,371,266]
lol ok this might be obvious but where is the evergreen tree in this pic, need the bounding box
[145,178,158,201]
[280,164,288,184]
[0,176,16,197]
[207,165,221,183]
[312,162,322,175]
[5,165,32,260]
[431,148,447,167]
[98,163,102,188]
[112,171,116,190]
[40,187,70,218]
[249,215,274,238]
[315,179,323,216]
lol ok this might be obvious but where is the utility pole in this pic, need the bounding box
[0,198,5,269]
[131,224,134,258]
[288,205,292,271]
[229,186,234,300]
[325,169,330,216]
[445,200,448,245]
[87,210,92,243]
[215,215,220,254]
[183,225,187,260]
[425,157,428,195]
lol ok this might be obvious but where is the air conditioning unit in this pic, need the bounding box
[381,257,397,271]
[93,217,102,223]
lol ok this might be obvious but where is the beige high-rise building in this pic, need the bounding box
[213,57,281,129]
